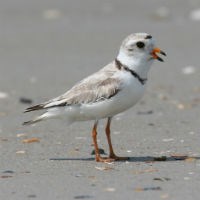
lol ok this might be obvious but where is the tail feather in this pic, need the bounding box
[24,104,45,113]
[23,117,43,126]
[23,109,62,126]
[23,112,50,126]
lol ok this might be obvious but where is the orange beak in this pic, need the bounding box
[151,48,166,62]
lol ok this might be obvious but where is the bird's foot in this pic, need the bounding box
[95,155,129,162]
[95,156,115,163]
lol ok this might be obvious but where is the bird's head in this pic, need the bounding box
[118,33,166,64]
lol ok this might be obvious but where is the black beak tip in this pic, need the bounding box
[160,51,166,56]
[157,57,164,62]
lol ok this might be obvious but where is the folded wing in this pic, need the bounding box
[24,69,122,113]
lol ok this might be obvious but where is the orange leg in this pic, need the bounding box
[105,117,129,161]
[91,120,114,163]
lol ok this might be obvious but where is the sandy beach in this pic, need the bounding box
[1,0,200,199]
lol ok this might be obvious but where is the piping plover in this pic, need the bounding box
[23,33,166,162]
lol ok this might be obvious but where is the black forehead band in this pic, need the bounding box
[145,35,152,39]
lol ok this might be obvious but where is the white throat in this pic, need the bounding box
[117,51,154,80]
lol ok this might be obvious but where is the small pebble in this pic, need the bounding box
[1,138,8,141]
[17,133,27,137]
[144,186,162,191]
[3,170,14,174]
[177,103,185,110]
[188,172,194,175]
[188,131,195,135]
[0,92,8,99]
[134,187,144,192]
[19,97,33,104]
[75,173,83,177]
[153,177,171,181]
[43,9,62,20]
[115,117,121,121]
[148,123,155,126]
[105,187,116,192]
[162,138,174,142]
[182,66,196,75]
[189,9,200,21]
[0,175,13,178]
[134,186,162,191]
[16,150,26,154]
[22,138,40,143]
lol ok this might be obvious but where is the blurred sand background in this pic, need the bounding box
[0,0,200,199]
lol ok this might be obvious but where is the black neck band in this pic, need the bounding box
[115,59,147,85]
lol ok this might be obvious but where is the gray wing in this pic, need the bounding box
[24,66,122,112]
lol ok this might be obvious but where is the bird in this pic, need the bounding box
[23,33,166,162]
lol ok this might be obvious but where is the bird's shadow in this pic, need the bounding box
[49,156,200,162]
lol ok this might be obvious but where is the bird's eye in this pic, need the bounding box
[136,41,145,49]
[128,48,133,52]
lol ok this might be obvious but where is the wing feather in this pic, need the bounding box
[24,64,121,112]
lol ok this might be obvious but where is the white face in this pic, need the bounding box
[120,33,156,62]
